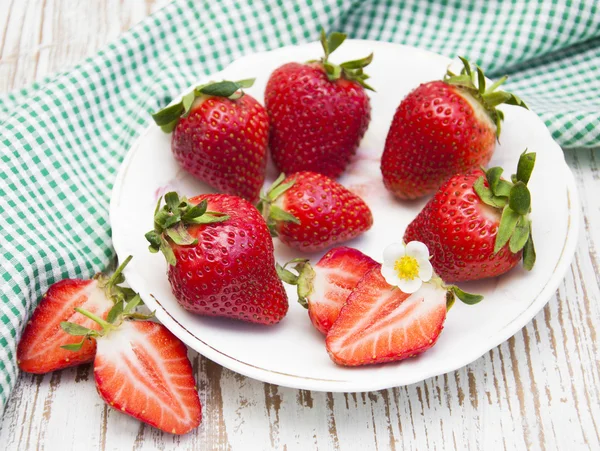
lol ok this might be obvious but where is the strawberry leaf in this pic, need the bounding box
[495,207,520,252]
[60,321,96,336]
[451,286,484,305]
[523,223,536,270]
[474,176,507,208]
[515,150,536,185]
[508,181,531,215]
[509,216,530,253]
[270,205,301,224]
[60,338,87,352]
[485,167,503,195]
[106,300,124,324]
[166,222,198,246]
[327,32,346,55]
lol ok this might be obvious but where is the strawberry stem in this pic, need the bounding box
[106,255,133,288]
[317,29,375,91]
[74,307,115,332]
[276,259,315,308]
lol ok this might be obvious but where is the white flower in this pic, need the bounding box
[381,241,433,293]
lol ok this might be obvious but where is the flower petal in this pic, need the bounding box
[381,265,401,287]
[417,258,433,282]
[405,241,430,261]
[397,277,422,294]
[383,242,405,266]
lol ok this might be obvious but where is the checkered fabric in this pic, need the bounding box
[0,0,599,411]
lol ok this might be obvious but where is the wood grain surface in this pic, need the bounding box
[1,1,599,450]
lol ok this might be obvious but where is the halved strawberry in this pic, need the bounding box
[278,247,377,334]
[62,299,202,435]
[326,265,450,366]
[17,257,134,374]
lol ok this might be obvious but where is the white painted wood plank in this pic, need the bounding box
[0,2,599,450]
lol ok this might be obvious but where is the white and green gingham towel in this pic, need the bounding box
[1,0,599,411]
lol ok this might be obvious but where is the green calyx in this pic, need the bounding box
[444,56,528,137]
[473,150,537,270]
[151,78,256,133]
[317,29,374,91]
[145,191,230,267]
[257,173,300,237]
[276,259,316,307]
[60,295,154,351]
[430,276,484,311]
[94,255,136,305]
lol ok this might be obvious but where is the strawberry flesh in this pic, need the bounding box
[265,63,371,178]
[307,247,378,334]
[17,279,113,374]
[94,320,201,435]
[326,266,447,366]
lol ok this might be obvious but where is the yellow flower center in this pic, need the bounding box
[394,256,420,281]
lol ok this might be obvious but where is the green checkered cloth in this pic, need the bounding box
[1,0,599,411]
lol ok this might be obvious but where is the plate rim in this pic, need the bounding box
[110,40,580,393]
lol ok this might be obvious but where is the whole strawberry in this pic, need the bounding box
[381,57,528,199]
[258,172,373,252]
[146,192,288,324]
[265,30,373,178]
[152,79,269,203]
[404,150,537,282]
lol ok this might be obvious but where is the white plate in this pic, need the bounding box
[110,40,579,392]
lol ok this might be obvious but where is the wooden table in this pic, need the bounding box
[1,1,599,449]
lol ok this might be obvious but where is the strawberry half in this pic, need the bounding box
[61,298,202,435]
[277,247,378,334]
[265,30,372,178]
[259,172,373,252]
[326,266,451,366]
[381,57,528,199]
[17,256,134,374]
[145,192,288,325]
[152,79,269,203]
[404,150,537,282]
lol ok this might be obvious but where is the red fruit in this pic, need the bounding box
[265,31,372,178]
[325,266,448,366]
[93,320,201,435]
[17,257,133,374]
[381,58,528,199]
[404,151,537,282]
[61,303,202,435]
[278,247,378,334]
[152,80,269,203]
[146,192,288,325]
[259,172,373,252]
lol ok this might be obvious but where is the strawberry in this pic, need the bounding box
[277,247,378,334]
[17,256,134,374]
[152,79,269,203]
[265,30,373,178]
[61,299,202,435]
[258,172,373,252]
[381,57,528,199]
[404,150,537,282]
[145,192,288,324]
[325,265,481,366]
